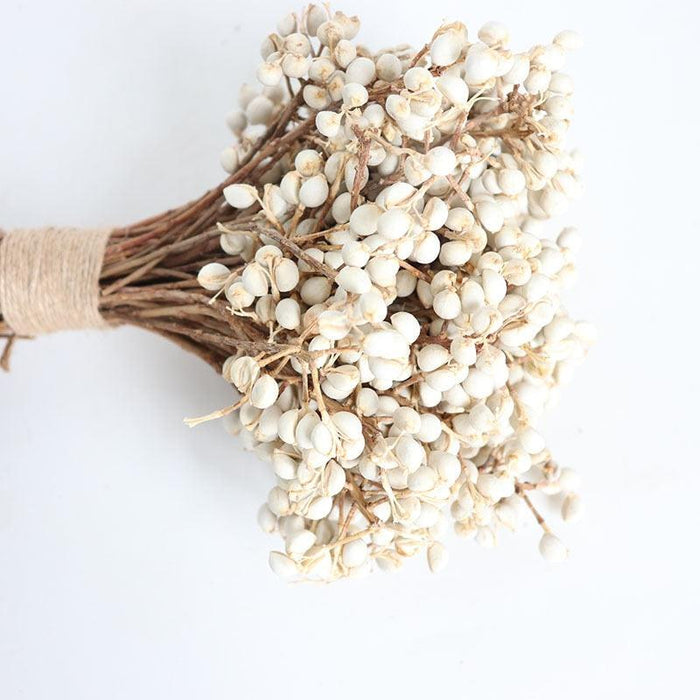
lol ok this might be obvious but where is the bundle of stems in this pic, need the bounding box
[0,93,313,371]
[0,81,532,375]
[0,8,587,579]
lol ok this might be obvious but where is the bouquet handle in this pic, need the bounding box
[0,227,111,337]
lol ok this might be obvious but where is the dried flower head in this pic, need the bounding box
[200,4,592,582]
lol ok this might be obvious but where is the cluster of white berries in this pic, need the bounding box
[199,5,592,581]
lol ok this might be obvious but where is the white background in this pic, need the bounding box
[1,1,697,698]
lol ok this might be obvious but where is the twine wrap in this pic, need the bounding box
[0,227,111,335]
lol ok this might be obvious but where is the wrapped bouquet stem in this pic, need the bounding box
[0,4,593,581]
[0,93,312,370]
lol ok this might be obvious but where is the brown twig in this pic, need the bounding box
[350,126,372,210]
[0,334,16,372]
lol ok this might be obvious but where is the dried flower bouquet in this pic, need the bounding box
[0,5,592,581]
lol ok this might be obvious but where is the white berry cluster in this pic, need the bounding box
[198,5,593,581]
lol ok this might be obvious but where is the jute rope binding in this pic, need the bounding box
[0,227,111,335]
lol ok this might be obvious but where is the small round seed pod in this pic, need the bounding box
[342,539,368,568]
[554,30,584,51]
[561,493,584,523]
[197,262,230,291]
[318,309,350,340]
[433,289,462,320]
[437,74,470,106]
[439,240,471,266]
[257,61,283,87]
[427,542,449,573]
[283,32,311,56]
[425,146,457,177]
[299,174,330,208]
[341,82,369,107]
[336,266,372,294]
[333,38,356,67]
[349,203,382,236]
[300,276,332,305]
[302,84,331,110]
[315,110,342,138]
[430,29,464,67]
[269,551,298,580]
[225,282,254,309]
[478,21,510,48]
[273,258,300,292]
[539,533,569,562]
[286,529,316,556]
[390,312,420,343]
[417,344,450,372]
[375,53,402,81]
[281,53,310,79]
[251,375,279,409]
[242,262,269,297]
[223,183,258,209]
[404,66,434,92]
[377,209,412,240]
[275,298,301,330]
[219,146,239,173]
[306,5,327,36]
[306,496,333,520]
[294,149,323,177]
[308,56,335,83]
[464,49,499,84]
[346,56,376,85]
[257,505,277,533]
[412,232,441,264]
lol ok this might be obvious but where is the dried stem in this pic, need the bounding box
[516,483,552,534]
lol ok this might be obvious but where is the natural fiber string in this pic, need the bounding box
[0,227,111,335]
